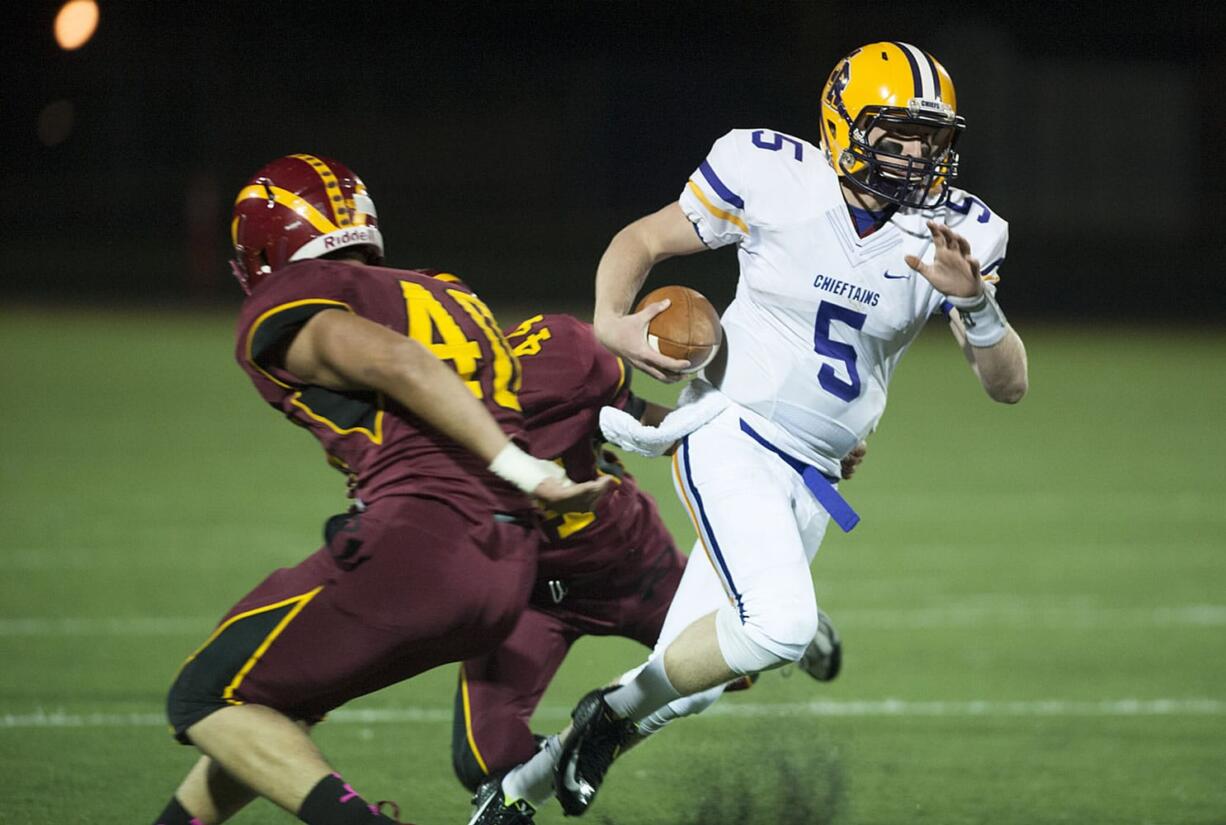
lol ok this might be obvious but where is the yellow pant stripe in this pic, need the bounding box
[459,665,491,775]
[220,586,324,703]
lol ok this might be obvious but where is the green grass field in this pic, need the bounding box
[2,308,1224,825]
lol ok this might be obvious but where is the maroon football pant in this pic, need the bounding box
[168,495,537,740]
[451,544,686,789]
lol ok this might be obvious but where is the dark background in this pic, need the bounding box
[6,1,1223,319]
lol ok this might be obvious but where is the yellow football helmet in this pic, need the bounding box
[819,42,964,208]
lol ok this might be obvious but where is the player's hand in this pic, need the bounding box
[905,221,984,300]
[840,441,867,480]
[594,302,691,383]
[532,475,614,514]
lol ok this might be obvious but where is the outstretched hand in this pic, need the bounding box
[533,475,615,514]
[905,221,985,300]
[594,300,691,383]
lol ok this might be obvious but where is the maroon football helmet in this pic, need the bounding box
[229,154,384,294]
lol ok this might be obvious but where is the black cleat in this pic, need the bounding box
[554,687,636,816]
[798,608,843,682]
[466,778,535,825]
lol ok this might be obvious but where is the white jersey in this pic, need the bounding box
[679,128,1008,477]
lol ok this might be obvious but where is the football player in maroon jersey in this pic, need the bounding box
[150,155,609,825]
[455,314,863,824]
[449,314,680,812]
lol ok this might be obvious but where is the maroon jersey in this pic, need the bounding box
[235,260,531,520]
[506,314,670,581]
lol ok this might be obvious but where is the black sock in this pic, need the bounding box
[153,796,201,825]
[298,773,394,824]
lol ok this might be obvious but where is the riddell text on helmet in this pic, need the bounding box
[324,228,374,248]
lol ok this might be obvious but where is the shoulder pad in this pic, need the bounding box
[943,189,1005,230]
[733,128,819,163]
[941,188,1009,276]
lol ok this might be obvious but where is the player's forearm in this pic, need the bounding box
[594,223,657,327]
[963,325,1028,404]
[639,400,673,428]
[362,339,513,462]
[946,297,1028,404]
[289,312,513,462]
[314,328,578,499]
[594,203,707,332]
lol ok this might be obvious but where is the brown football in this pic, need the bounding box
[635,285,722,373]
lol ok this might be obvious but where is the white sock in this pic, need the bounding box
[501,735,560,807]
[634,680,727,734]
[603,655,681,723]
[634,709,673,736]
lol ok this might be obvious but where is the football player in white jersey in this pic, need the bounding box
[469,42,1029,823]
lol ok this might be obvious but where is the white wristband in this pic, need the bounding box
[488,443,567,494]
[948,284,1009,348]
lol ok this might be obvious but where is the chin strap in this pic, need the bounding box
[229,260,253,295]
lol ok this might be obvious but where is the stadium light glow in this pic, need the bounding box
[54,0,99,51]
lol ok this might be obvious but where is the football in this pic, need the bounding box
[635,285,722,373]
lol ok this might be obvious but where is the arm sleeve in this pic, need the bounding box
[678,131,750,249]
[238,265,363,381]
[247,302,350,367]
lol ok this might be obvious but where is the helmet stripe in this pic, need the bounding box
[289,154,351,227]
[892,42,935,99]
[890,41,923,97]
[919,49,943,100]
[351,190,377,227]
[233,184,339,235]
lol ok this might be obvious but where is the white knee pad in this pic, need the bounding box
[715,601,817,674]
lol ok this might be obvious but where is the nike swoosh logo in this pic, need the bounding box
[882,271,911,280]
